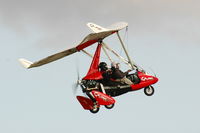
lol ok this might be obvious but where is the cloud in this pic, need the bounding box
[0,0,200,48]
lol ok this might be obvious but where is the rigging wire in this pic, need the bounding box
[125,26,129,53]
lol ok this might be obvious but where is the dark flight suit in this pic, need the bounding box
[111,67,133,85]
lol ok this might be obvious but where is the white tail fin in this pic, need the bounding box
[18,58,33,69]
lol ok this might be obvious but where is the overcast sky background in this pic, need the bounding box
[0,0,200,133]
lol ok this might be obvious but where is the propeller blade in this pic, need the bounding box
[149,67,157,77]
[72,58,81,95]
[72,82,79,95]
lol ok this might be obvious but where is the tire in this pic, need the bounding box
[89,107,100,113]
[144,86,154,96]
[105,104,115,109]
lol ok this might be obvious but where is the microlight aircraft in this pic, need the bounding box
[19,22,159,113]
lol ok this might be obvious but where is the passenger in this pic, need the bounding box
[111,62,133,85]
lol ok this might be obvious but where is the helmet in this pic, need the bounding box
[98,62,108,71]
[111,62,119,68]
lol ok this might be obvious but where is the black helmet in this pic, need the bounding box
[98,62,108,71]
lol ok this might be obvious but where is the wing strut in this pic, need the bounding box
[102,42,132,68]
[116,32,138,70]
[81,50,93,58]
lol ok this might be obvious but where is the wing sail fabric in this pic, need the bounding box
[76,30,116,51]
[87,22,128,33]
[87,23,108,33]
[19,47,77,69]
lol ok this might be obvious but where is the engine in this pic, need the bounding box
[81,80,99,88]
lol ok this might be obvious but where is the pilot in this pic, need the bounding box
[111,62,133,85]
[98,62,117,86]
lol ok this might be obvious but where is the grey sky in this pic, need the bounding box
[0,0,200,133]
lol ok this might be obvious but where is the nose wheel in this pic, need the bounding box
[105,103,115,109]
[144,86,154,96]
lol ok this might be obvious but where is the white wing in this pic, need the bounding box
[19,22,128,69]
[106,22,128,31]
[18,31,115,69]
[19,47,77,69]
[87,22,128,33]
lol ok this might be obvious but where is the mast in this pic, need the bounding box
[102,43,113,63]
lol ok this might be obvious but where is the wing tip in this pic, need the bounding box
[87,22,128,33]
[18,58,33,69]
[107,22,128,31]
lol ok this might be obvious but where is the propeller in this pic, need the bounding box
[72,58,82,95]
[72,81,80,95]
[148,67,157,77]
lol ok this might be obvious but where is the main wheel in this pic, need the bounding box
[105,104,115,109]
[89,107,100,113]
[144,86,154,96]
